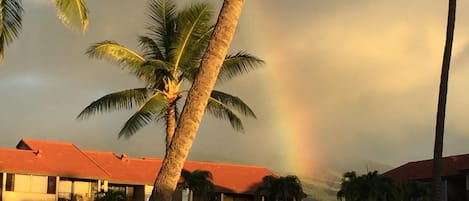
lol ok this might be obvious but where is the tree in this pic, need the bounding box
[179,169,215,201]
[77,0,262,150]
[401,181,431,201]
[337,172,360,201]
[432,1,456,201]
[256,175,307,201]
[150,1,246,201]
[95,190,127,201]
[337,171,400,201]
[0,0,89,60]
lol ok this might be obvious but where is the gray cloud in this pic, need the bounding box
[2,0,469,177]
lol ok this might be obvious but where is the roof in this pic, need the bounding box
[84,150,276,194]
[0,138,275,195]
[83,151,161,185]
[9,138,110,179]
[182,161,274,194]
[383,153,469,182]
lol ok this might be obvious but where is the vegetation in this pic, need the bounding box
[77,0,262,150]
[179,169,215,201]
[151,0,247,201]
[95,190,127,201]
[337,171,430,201]
[256,175,307,201]
[0,0,89,60]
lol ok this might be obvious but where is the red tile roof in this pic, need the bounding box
[183,161,275,194]
[83,151,161,185]
[383,154,469,182]
[0,139,275,195]
[84,150,275,194]
[11,138,110,179]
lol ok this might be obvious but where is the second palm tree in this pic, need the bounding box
[77,0,263,150]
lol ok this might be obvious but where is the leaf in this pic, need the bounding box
[0,0,23,61]
[86,41,157,81]
[206,90,257,133]
[217,52,264,83]
[147,0,176,59]
[138,35,165,60]
[169,2,213,73]
[77,88,149,120]
[210,90,256,118]
[119,92,168,138]
[55,0,89,33]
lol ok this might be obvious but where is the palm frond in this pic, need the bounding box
[77,88,148,120]
[206,98,243,132]
[86,41,157,80]
[218,52,264,82]
[147,0,176,59]
[0,0,23,61]
[179,25,214,77]
[138,35,165,60]
[119,92,168,138]
[170,2,213,73]
[210,90,256,118]
[206,91,256,133]
[54,0,89,33]
[141,59,173,87]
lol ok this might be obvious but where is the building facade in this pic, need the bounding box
[384,153,469,201]
[0,139,276,201]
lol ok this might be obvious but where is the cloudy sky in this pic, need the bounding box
[2,0,469,177]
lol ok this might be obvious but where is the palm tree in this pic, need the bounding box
[337,172,360,201]
[432,1,456,201]
[179,169,215,201]
[401,181,431,201]
[77,0,262,150]
[337,171,400,201]
[150,1,246,201]
[0,0,89,60]
[256,175,306,201]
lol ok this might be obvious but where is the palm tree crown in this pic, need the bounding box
[337,171,401,201]
[179,169,215,201]
[256,175,306,201]
[0,0,89,61]
[77,0,263,148]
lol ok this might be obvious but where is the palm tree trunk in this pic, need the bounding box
[432,1,456,201]
[166,104,177,150]
[149,1,245,201]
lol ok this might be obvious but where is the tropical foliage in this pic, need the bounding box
[149,1,250,201]
[95,190,127,201]
[0,0,89,60]
[256,175,307,201]
[179,169,215,201]
[337,171,430,201]
[77,0,263,149]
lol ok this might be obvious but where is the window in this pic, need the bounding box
[6,174,14,191]
[109,185,134,198]
[126,186,134,198]
[0,173,3,189]
[47,176,57,194]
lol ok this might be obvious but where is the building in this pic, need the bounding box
[384,153,469,201]
[0,138,276,201]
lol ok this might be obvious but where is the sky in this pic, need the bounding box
[3,0,469,178]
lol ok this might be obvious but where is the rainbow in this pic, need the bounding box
[241,2,323,177]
